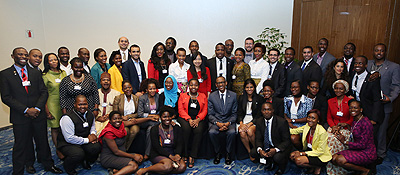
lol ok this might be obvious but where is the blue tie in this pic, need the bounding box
[301,62,306,71]
[264,120,271,149]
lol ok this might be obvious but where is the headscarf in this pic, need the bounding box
[98,121,126,145]
[163,75,178,107]
[332,79,349,93]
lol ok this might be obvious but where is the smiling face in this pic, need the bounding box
[373,45,386,60]
[28,50,42,67]
[101,77,111,90]
[189,79,199,94]
[349,101,362,117]
[48,54,59,69]
[78,48,90,63]
[307,112,319,128]
[354,56,367,74]
[334,62,345,75]
[97,51,107,65]
[268,50,279,64]
[245,83,254,95]
[254,47,264,60]
[215,45,225,59]
[72,61,84,77]
[343,44,355,58]
[245,39,254,52]
[176,50,186,64]
[122,82,133,96]
[284,49,295,63]
[147,83,157,97]
[318,39,328,54]
[156,45,165,58]
[263,86,274,99]
[193,55,202,67]
[74,96,88,114]
[118,37,129,50]
[291,81,301,96]
[225,40,234,54]
[307,81,320,97]
[302,48,313,61]
[215,77,227,93]
[113,54,122,67]
[164,77,174,91]
[234,50,244,63]
[58,48,70,63]
[161,111,172,126]
[189,41,199,55]
[110,113,123,128]
[333,82,346,97]
[130,47,141,60]
[12,48,29,68]
[261,103,274,120]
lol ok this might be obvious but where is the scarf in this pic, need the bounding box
[163,75,178,107]
[98,122,126,145]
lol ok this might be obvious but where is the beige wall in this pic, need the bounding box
[0,0,294,127]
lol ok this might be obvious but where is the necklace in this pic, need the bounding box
[71,74,84,83]
[351,115,363,134]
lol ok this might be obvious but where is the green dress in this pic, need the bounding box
[42,70,67,128]
[232,62,251,96]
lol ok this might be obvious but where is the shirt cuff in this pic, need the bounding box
[91,131,96,135]
[275,148,280,152]
[257,147,262,154]
[24,108,29,113]
[83,138,89,144]
[34,107,41,112]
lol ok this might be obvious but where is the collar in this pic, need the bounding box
[356,70,368,79]
[14,64,27,72]
[304,59,312,65]
[264,116,274,123]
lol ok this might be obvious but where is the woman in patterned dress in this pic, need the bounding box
[231,48,251,96]
[332,100,377,175]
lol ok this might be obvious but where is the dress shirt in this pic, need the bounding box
[120,49,129,63]
[124,95,136,116]
[268,62,278,79]
[316,52,326,65]
[59,111,96,145]
[257,116,280,153]
[244,52,254,64]
[219,90,226,105]
[301,59,313,71]
[216,57,227,79]
[14,65,41,113]
[352,70,368,101]
[27,62,41,71]
[132,59,142,83]
[249,59,270,92]
[168,62,190,82]
[83,62,90,73]
[288,95,306,119]
[60,63,72,76]
[344,57,353,72]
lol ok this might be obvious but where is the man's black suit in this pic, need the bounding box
[206,57,234,91]
[312,94,328,128]
[299,60,322,94]
[0,66,54,174]
[268,63,286,98]
[284,61,302,96]
[250,116,291,172]
[121,58,147,94]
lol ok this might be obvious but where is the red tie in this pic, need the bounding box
[21,68,28,93]
[344,59,348,66]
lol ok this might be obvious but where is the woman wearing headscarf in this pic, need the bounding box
[159,75,179,117]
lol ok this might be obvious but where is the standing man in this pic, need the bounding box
[207,43,234,91]
[78,48,91,74]
[110,36,130,65]
[367,43,400,163]
[225,39,234,59]
[185,40,207,65]
[165,37,177,63]
[299,46,322,94]
[342,43,357,76]
[244,37,255,63]
[27,48,43,72]
[266,48,286,98]
[122,44,146,96]
[0,47,62,174]
[284,47,302,96]
[312,38,336,74]
[208,76,237,165]
[58,46,72,75]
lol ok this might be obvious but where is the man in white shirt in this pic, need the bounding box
[58,46,72,75]
[244,37,255,63]
[266,48,286,97]
[207,43,234,91]
[342,42,356,76]
[110,37,130,65]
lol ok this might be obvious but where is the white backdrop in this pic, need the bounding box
[0,0,293,127]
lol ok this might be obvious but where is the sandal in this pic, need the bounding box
[188,157,195,168]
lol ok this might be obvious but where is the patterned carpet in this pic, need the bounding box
[1,127,400,175]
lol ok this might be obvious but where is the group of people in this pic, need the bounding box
[1,36,399,175]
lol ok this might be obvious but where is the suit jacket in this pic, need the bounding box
[343,57,356,77]
[313,94,328,126]
[326,95,352,127]
[254,116,291,152]
[299,60,322,94]
[269,63,286,98]
[137,93,160,118]
[206,57,234,91]
[237,94,264,124]
[0,66,48,124]
[121,58,147,94]
[109,49,130,66]
[284,61,302,96]
[313,52,336,74]
[178,92,208,121]
[113,94,139,119]
[367,59,400,113]
[349,72,384,124]
[208,90,237,124]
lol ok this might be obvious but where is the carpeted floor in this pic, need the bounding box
[1,127,400,175]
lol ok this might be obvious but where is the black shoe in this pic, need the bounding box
[25,165,36,174]
[265,162,274,171]
[66,170,78,175]
[45,165,63,174]
[274,169,284,175]
[376,157,384,165]
[225,154,232,165]
[82,160,91,170]
[213,153,222,164]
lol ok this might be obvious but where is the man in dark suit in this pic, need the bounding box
[110,36,130,66]
[312,38,336,74]
[208,76,237,165]
[299,46,322,94]
[250,102,291,175]
[265,48,286,98]
[306,80,328,128]
[349,55,384,141]
[367,43,400,162]
[165,37,177,63]
[0,47,62,175]
[284,47,302,96]
[78,48,91,74]
[342,43,356,76]
[27,48,42,72]
[207,43,234,91]
[122,44,147,96]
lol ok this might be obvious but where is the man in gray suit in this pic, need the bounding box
[313,38,336,74]
[367,43,400,163]
[208,76,237,165]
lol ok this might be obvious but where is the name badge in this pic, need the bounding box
[336,111,343,117]
[150,110,156,114]
[190,103,197,108]
[198,78,203,83]
[260,158,267,164]
[102,103,107,107]
[55,78,61,83]
[232,75,236,79]
[22,81,31,86]
[162,69,167,74]
[307,143,312,149]
[74,85,82,90]
[164,138,171,144]
[218,70,223,74]
[83,122,89,128]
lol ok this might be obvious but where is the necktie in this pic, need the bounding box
[21,68,28,93]
[264,120,271,149]
[344,59,348,66]
[353,75,358,95]
[219,58,223,77]
[220,93,224,106]
[268,64,273,79]
[301,62,306,71]
[123,52,126,61]
[102,91,109,116]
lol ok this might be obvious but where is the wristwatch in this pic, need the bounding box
[292,119,295,123]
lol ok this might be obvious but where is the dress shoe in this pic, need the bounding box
[213,153,222,164]
[45,165,63,174]
[25,165,36,174]
[274,169,284,175]
[82,160,91,170]
[66,170,78,175]
[376,157,384,165]
[265,162,274,171]
[225,154,232,165]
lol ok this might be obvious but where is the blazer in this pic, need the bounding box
[327,95,352,127]
[312,94,328,126]
[349,72,384,124]
[343,57,356,77]
[113,94,139,119]
[121,58,147,94]
[0,66,48,124]
[149,124,183,159]
[91,62,111,89]
[237,94,264,124]
[254,116,291,152]
[290,124,332,162]
[269,63,286,98]
[208,90,237,124]
[137,93,160,118]
[270,96,285,119]
[178,92,208,121]
[206,57,234,91]
[109,49,130,66]
[147,59,159,80]
[299,60,322,94]
[108,65,123,93]
[367,59,400,113]
[313,52,336,74]
[284,61,302,96]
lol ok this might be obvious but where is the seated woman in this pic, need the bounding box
[326,80,352,174]
[159,75,179,118]
[231,48,251,96]
[262,80,284,118]
[332,100,377,175]
[237,79,263,155]
[290,109,332,175]
[284,80,313,149]
[136,106,186,175]
[168,48,190,93]
[99,111,143,175]
[187,52,211,97]
[177,78,208,168]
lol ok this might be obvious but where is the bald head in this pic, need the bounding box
[118,37,129,51]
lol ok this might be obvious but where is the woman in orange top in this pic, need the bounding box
[187,52,211,97]
[177,79,208,168]
[148,42,171,87]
